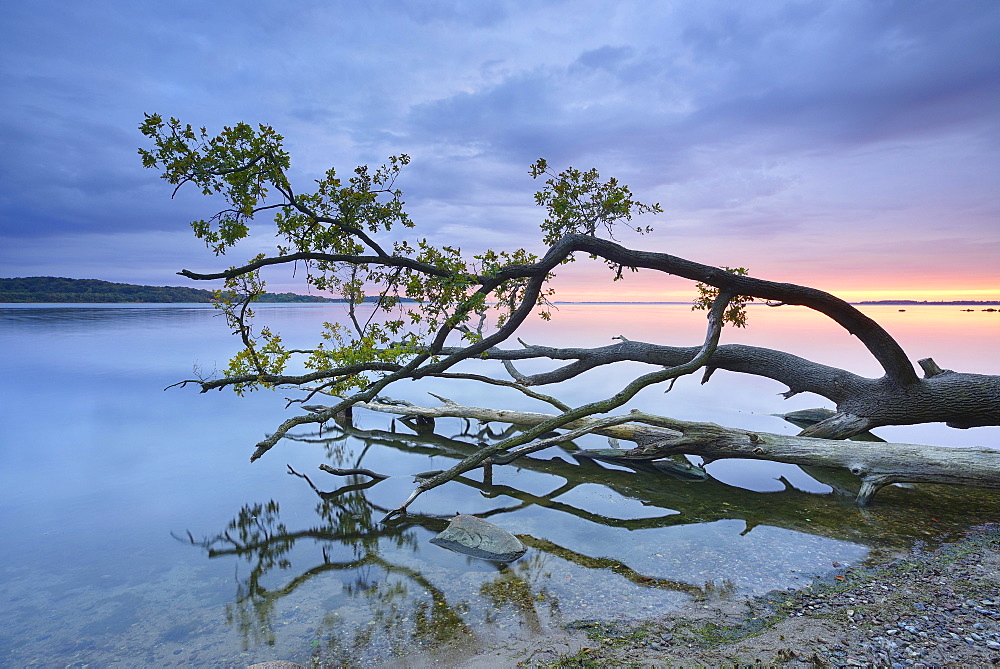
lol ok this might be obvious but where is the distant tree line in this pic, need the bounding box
[0,277,340,303]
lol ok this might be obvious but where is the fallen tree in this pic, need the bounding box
[281,421,1000,550]
[140,115,1000,516]
[307,397,1000,506]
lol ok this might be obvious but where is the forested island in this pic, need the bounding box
[0,277,338,303]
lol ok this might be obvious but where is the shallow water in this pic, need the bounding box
[0,303,997,666]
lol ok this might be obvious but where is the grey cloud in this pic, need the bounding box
[1,0,997,286]
[410,1,1000,160]
[675,1,1000,145]
[574,46,635,73]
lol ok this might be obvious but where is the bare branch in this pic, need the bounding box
[541,235,919,385]
[178,251,457,282]
[441,340,864,403]
[349,399,1000,506]
[379,291,734,521]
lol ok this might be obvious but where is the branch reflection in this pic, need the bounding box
[182,415,1000,663]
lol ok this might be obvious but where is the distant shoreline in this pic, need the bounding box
[5,300,998,307]
[854,300,1000,306]
[1,277,997,306]
[549,300,1000,306]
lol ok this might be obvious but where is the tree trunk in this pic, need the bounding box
[442,342,1000,438]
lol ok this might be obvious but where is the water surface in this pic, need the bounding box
[1,303,997,666]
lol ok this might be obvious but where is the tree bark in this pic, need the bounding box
[343,399,1000,506]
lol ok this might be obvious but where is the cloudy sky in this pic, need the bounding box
[2,0,998,301]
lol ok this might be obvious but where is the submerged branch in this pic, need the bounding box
[349,399,1000,506]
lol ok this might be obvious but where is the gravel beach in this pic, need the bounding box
[461,522,1000,667]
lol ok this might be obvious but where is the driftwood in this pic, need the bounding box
[338,398,1000,506]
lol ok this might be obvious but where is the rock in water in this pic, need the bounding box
[430,514,527,562]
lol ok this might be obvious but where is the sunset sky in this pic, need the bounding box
[2,1,998,302]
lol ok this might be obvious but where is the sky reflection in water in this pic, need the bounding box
[0,303,997,666]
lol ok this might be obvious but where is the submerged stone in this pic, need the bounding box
[430,514,527,562]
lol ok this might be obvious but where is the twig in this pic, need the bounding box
[318,464,389,480]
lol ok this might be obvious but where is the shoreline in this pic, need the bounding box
[456,523,1000,667]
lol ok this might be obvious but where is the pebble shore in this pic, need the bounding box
[750,522,1000,666]
[469,523,1000,667]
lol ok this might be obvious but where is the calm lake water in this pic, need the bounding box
[1,303,998,666]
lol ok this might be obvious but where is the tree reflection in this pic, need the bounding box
[181,415,1000,663]
[299,415,1000,544]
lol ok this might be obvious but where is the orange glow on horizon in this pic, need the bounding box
[540,263,1000,303]
[262,258,999,304]
[824,288,1000,302]
[547,283,1000,304]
